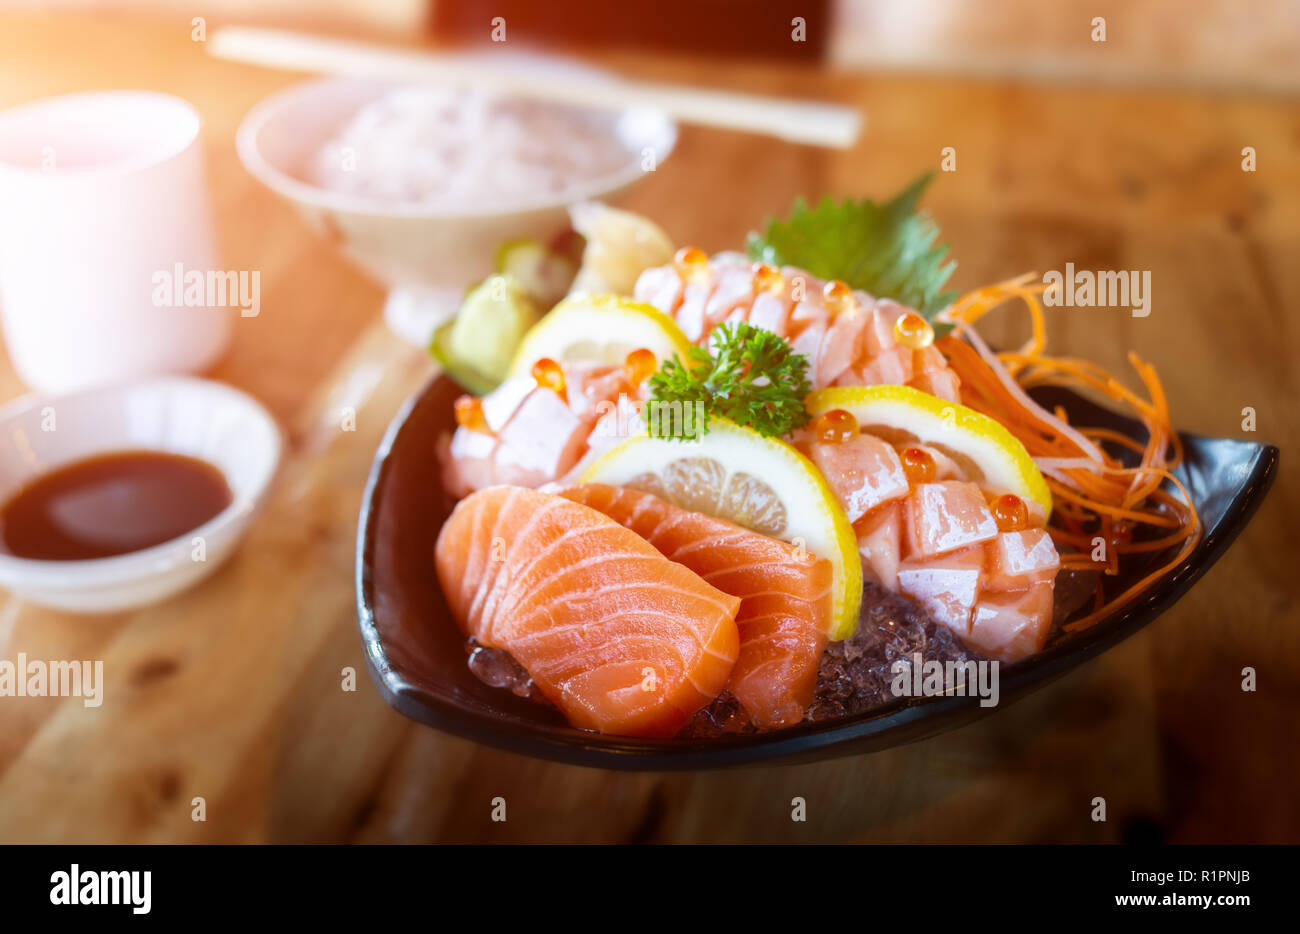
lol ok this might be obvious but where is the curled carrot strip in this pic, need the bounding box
[938,278,1202,632]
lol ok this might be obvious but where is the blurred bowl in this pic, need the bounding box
[0,377,281,613]
[235,56,677,344]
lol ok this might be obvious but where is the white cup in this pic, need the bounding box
[0,91,231,394]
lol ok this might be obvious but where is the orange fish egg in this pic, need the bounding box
[812,408,858,444]
[900,446,937,484]
[673,246,709,283]
[893,312,934,350]
[823,279,856,314]
[623,347,657,388]
[750,262,785,295]
[989,493,1029,533]
[454,395,491,434]
[531,357,567,402]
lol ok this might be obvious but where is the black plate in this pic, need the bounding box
[355,377,1278,770]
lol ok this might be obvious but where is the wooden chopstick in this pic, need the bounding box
[209,26,863,149]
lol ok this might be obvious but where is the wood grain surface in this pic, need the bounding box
[0,8,1293,843]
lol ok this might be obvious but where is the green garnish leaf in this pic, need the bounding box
[646,322,811,441]
[746,172,957,334]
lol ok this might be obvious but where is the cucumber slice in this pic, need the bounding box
[495,239,577,310]
[430,322,499,395]
[429,274,540,394]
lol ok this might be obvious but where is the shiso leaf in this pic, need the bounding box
[747,173,957,334]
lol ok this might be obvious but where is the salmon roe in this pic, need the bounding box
[813,408,858,444]
[900,446,937,484]
[531,357,567,402]
[623,347,657,388]
[893,312,935,350]
[673,246,709,283]
[750,262,785,295]
[453,395,490,434]
[990,493,1030,533]
[823,279,856,314]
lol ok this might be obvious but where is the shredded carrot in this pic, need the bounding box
[1081,427,1147,455]
[937,276,1202,633]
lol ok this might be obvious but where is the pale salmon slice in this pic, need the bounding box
[969,581,1054,661]
[856,501,903,591]
[434,486,741,738]
[908,369,962,403]
[897,545,985,637]
[789,320,828,361]
[983,528,1060,592]
[856,344,913,387]
[635,253,963,399]
[442,362,639,498]
[808,434,910,523]
[557,483,833,729]
[906,480,1000,557]
[816,306,870,386]
[837,460,1060,659]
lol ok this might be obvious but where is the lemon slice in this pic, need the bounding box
[507,294,695,379]
[805,384,1052,519]
[580,418,863,640]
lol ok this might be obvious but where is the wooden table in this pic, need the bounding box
[0,8,1294,843]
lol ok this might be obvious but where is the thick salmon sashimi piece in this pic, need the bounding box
[557,484,833,729]
[434,486,741,738]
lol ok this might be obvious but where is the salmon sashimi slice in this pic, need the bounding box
[969,581,1054,661]
[434,486,740,738]
[556,483,833,729]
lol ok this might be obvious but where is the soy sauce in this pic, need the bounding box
[0,450,232,560]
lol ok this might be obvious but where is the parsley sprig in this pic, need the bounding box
[646,322,811,441]
[746,172,957,333]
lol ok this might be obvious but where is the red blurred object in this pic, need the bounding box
[432,0,830,60]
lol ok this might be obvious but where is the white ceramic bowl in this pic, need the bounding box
[0,377,281,613]
[235,56,677,344]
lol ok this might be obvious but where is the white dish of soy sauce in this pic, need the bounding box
[0,376,280,613]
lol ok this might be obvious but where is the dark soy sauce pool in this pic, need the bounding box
[0,450,232,561]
